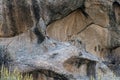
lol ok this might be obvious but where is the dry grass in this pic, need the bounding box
[0,66,33,80]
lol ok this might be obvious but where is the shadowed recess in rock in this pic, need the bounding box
[63,56,97,79]
[31,0,40,21]
[33,27,45,44]
[113,1,120,25]
[87,61,97,79]
[23,69,68,80]
[106,47,120,76]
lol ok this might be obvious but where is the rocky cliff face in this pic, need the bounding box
[0,0,120,80]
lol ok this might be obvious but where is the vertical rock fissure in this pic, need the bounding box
[87,61,97,80]
[31,0,40,22]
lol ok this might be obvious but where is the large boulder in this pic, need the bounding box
[0,0,120,80]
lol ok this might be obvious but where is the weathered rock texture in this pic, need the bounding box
[0,0,120,80]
